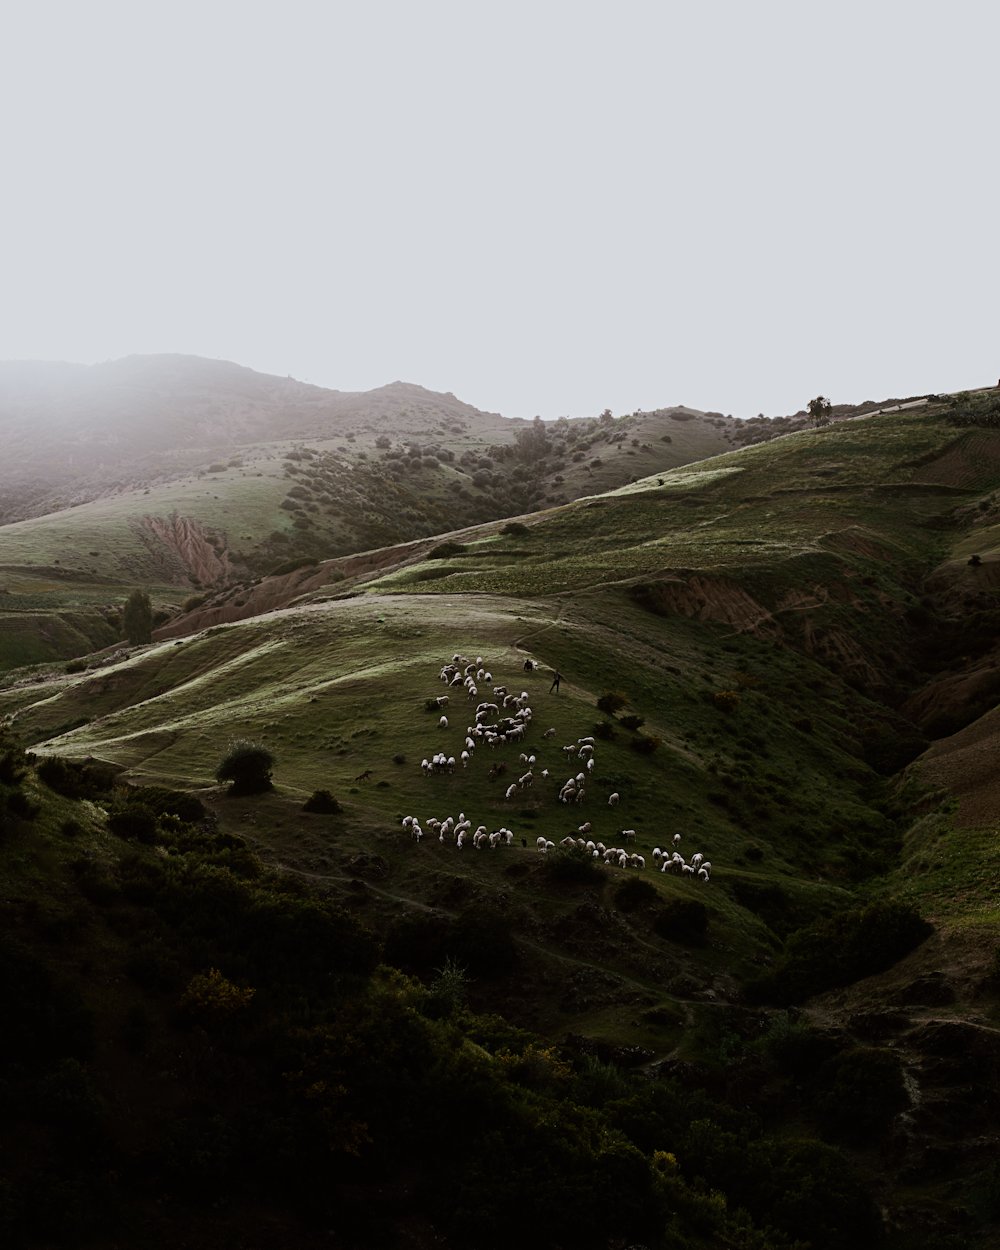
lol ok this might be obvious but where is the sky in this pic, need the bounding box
[1,1,997,420]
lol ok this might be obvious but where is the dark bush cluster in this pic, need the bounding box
[214,740,275,795]
[653,899,709,946]
[746,898,933,1004]
[302,789,341,814]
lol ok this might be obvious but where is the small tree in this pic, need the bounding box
[807,396,833,424]
[596,691,631,716]
[122,589,152,644]
[215,739,275,794]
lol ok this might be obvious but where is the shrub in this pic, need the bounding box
[653,899,709,945]
[713,690,741,713]
[393,753,406,765]
[813,1047,908,1140]
[596,691,631,715]
[426,541,466,559]
[619,714,645,731]
[214,739,275,795]
[424,957,471,1017]
[501,521,529,536]
[207,462,226,472]
[302,789,341,814]
[745,898,933,1005]
[968,554,982,566]
[375,435,391,448]
[614,876,658,913]
[629,734,661,755]
[36,756,118,801]
[108,803,158,844]
[179,968,256,1018]
[182,594,207,613]
[64,659,87,674]
[593,720,618,740]
[790,716,814,732]
[542,846,603,886]
[123,589,152,644]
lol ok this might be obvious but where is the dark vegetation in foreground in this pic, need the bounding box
[0,724,962,1250]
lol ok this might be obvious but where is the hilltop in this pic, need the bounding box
[2,384,1000,1247]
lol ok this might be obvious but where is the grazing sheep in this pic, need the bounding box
[493,685,507,698]
[586,759,595,773]
[477,668,485,681]
[574,788,586,804]
[672,833,681,846]
[519,771,533,788]
[652,848,662,863]
[536,836,547,850]
[621,829,636,842]
[617,852,628,868]
[541,768,550,779]
[439,715,449,729]
[691,853,704,868]
[450,674,464,686]
[402,816,414,829]
[447,756,456,773]
[519,753,528,764]
[576,772,586,784]
[578,737,595,746]
[682,864,694,875]
[467,685,478,700]
[506,784,518,800]
[543,727,556,739]
[563,744,578,756]
[697,867,709,881]
[544,840,555,851]
[578,744,594,758]
[608,793,620,807]
[596,842,606,853]
[421,758,430,775]
[635,855,645,870]
[484,672,492,684]
[436,695,450,708]
[505,830,513,845]
[701,861,711,873]
[585,840,596,852]
[461,751,470,768]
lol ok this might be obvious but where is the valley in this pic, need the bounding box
[1,366,999,1249]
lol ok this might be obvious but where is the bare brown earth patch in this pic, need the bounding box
[919,704,1000,827]
[636,576,774,632]
[902,665,1000,729]
[138,511,237,586]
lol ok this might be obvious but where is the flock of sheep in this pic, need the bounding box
[403,651,712,883]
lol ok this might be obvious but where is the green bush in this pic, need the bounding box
[500,521,529,536]
[36,756,118,801]
[628,733,661,755]
[593,720,618,740]
[123,589,152,645]
[614,876,658,912]
[597,690,631,715]
[426,541,466,559]
[541,846,603,886]
[745,898,933,1005]
[619,714,645,731]
[302,789,341,814]
[813,1047,908,1140]
[107,803,158,844]
[214,739,275,795]
[182,594,207,613]
[653,899,708,945]
[64,659,87,675]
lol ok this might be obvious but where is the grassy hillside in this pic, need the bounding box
[2,393,1000,1247]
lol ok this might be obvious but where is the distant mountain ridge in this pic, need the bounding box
[0,354,513,523]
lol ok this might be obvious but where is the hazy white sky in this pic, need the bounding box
[1,1,997,418]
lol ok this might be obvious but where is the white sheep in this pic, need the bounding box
[447,756,456,773]
[697,867,709,882]
[461,751,470,768]
[421,758,430,775]
[578,822,591,832]
[505,830,513,845]
[672,833,681,846]
[577,736,595,746]
[519,771,533,788]
[576,772,585,784]
[484,672,492,684]
[477,668,485,681]
[586,759,594,773]
[574,788,586,804]
[635,855,645,870]
[536,836,547,850]
[506,784,518,800]
[652,848,662,863]
[543,727,556,739]
[563,744,578,756]
[544,840,555,851]
[439,715,449,729]
[691,853,704,868]
[617,852,628,868]
[622,829,636,842]
[608,793,620,807]
[541,768,550,779]
[402,816,414,829]
[701,861,712,874]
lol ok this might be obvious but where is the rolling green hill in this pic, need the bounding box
[2,391,1000,1248]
